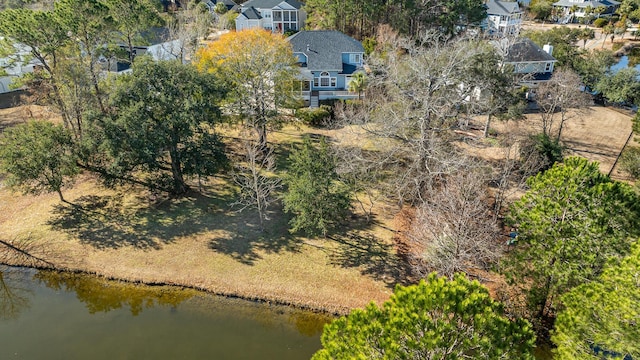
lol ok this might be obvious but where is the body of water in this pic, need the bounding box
[0,266,330,360]
[610,55,640,74]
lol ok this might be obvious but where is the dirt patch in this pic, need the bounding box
[0,104,61,132]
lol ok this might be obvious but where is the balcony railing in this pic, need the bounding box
[297,90,359,100]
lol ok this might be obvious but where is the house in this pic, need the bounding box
[0,41,40,94]
[235,0,306,34]
[502,38,557,87]
[287,30,365,107]
[552,0,620,22]
[483,0,522,37]
[204,0,237,13]
[101,28,185,75]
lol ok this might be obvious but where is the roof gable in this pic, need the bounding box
[287,30,364,71]
[240,6,262,19]
[241,0,303,10]
[486,0,521,15]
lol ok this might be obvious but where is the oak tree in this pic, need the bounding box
[0,121,79,202]
[92,59,227,195]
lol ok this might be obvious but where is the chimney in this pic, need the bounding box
[543,44,553,56]
[306,44,310,52]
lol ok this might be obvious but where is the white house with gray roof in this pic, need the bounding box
[483,0,522,36]
[552,0,620,21]
[235,0,306,34]
[287,30,365,107]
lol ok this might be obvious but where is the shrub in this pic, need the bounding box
[362,37,377,55]
[519,133,564,174]
[620,146,640,179]
[593,18,608,28]
[295,105,332,127]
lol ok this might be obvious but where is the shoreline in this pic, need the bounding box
[0,258,350,316]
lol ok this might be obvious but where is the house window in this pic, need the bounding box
[545,62,552,72]
[315,72,336,88]
[350,53,361,64]
[283,11,289,21]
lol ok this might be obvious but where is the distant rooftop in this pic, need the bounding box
[240,0,304,9]
[287,30,364,72]
[504,38,556,63]
[486,0,521,15]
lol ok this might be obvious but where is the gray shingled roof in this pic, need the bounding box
[486,0,521,15]
[241,0,303,9]
[287,30,364,72]
[504,38,556,63]
[552,0,619,7]
[217,0,237,8]
[240,6,262,19]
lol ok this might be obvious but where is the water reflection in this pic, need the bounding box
[0,268,31,320]
[34,271,195,316]
[0,267,328,359]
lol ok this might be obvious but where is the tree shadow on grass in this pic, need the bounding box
[47,191,228,250]
[207,205,300,265]
[327,229,410,289]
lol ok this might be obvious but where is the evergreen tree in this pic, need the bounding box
[0,121,79,202]
[92,59,227,195]
[313,273,536,359]
[552,241,640,360]
[283,136,350,237]
[504,157,640,320]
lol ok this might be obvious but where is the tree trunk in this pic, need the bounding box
[256,123,268,154]
[169,130,188,195]
[57,189,65,203]
[556,117,565,142]
[483,113,492,138]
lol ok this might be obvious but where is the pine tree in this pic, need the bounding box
[313,273,536,359]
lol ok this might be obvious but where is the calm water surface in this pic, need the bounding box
[0,266,330,360]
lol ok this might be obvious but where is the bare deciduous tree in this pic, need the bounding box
[165,1,213,62]
[231,139,281,231]
[536,68,591,141]
[341,31,503,205]
[408,166,502,278]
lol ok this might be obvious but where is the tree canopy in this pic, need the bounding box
[0,121,79,202]
[283,136,350,237]
[195,28,298,151]
[552,241,640,360]
[504,157,640,319]
[595,67,640,105]
[305,0,486,37]
[313,273,536,359]
[90,59,228,195]
[523,27,583,68]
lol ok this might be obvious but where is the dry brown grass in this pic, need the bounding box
[0,107,400,313]
[0,103,634,315]
[460,106,636,180]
